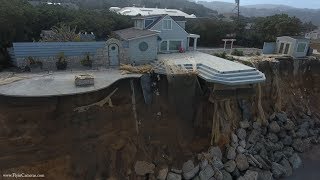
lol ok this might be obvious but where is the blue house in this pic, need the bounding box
[114,14,200,64]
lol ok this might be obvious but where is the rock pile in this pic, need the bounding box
[134,112,320,180]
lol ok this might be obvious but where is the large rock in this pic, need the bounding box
[269,121,281,133]
[271,162,286,179]
[248,130,260,144]
[235,154,249,171]
[237,146,246,154]
[221,170,233,180]
[281,135,293,146]
[280,159,293,177]
[227,147,236,160]
[237,128,247,140]
[257,170,273,180]
[241,170,259,180]
[292,138,307,152]
[289,153,302,169]
[212,157,224,170]
[199,165,214,180]
[267,133,278,143]
[182,160,194,173]
[283,146,294,158]
[166,172,181,180]
[284,120,295,131]
[240,121,250,129]
[183,165,199,180]
[239,140,246,148]
[231,133,239,143]
[296,128,308,138]
[134,161,155,176]
[208,146,222,160]
[200,159,209,170]
[224,160,236,173]
[158,167,169,180]
[213,168,223,180]
[275,112,288,122]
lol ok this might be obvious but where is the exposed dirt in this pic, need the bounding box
[0,58,319,179]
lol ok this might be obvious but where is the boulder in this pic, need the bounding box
[224,160,236,173]
[200,159,209,170]
[237,146,246,154]
[292,138,306,152]
[199,165,215,180]
[256,170,273,180]
[241,170,259,180]
[237,128,247,140]
[239,140,246,149]
[282,146,294,158]
[289,153,302,169]
[248,130,260,144]
[273,151,285,163]
[284,120,295,131]
[212,157,224,170]
[271,162,286,179]
[171,169,182,174]
[252,122,262,130]
[158,168,169,180]
[281,136,293,146]
[240,121,250,129]
[296,128,308,138]
[275,112,288,123]
[235,154,249,171]
[267,133,279,143]
[231,133,239,143]
[182,160,194,173]
[208,146,222,160]
[183,165,199,180]
[227,147,236,160]
[134,161,155,176]
[269,121,281,133]
[166,172,181,180]
[221,170,233,180]
[213,168,223,180]
[280,159,293,177]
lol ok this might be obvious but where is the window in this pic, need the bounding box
[297,43,307,53]
[162,20,172,30]
[160,41,168,51]
[135,20,143,29]
[279,43,284,53]
[139,42,148,52]
[169,41,182,51]
[284,43,290,54]
[144,19,154,28]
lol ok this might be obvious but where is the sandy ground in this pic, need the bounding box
[286,145,320,180]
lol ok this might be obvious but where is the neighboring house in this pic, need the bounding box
[110,7,196,19]
[114,14,200,56]
[305,29,320,40]
[276,36,310,58]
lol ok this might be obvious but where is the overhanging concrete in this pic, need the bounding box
[156,51,266,86]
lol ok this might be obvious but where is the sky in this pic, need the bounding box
[201,0,320,9]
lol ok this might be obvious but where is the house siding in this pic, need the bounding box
[150,16,189,51]
[128,35,158,64]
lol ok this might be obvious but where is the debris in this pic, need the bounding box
[157,167,168,180]
[73,88,118,112]
[235,154,249,171]
[74,74,94,86]
[120,64,153,74]
[134,161,155,176]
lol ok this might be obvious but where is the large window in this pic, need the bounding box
[144,19,154,28]
[279,43,284,53]
[162,20,172,30]
[169,41,182,51]
[297,43,307,53]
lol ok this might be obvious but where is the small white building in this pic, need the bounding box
[109,7,196,19]
[276,36,310,58]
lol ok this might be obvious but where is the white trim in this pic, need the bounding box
[278,41,292,55]
[150,15,189,36]
[162,19,172,30]
[127,33,159,41]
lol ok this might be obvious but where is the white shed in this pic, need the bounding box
[276,36,310,58]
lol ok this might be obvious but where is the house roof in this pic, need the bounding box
[112,7,196,18]
[278,36,309,40]
[113,28,158,41]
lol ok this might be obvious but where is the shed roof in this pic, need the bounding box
[113,28,159,41]
[113,7,196,18]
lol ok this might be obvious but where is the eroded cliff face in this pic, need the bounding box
[0,59,319,180]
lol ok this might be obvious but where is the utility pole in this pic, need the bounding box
[235,0,240,22]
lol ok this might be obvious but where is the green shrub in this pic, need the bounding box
[80,53,92,67]
[27,56,43,69]
[231,49,244,56]
[214,51,227,59]
[56,52,67,70]
[256,51,261,56]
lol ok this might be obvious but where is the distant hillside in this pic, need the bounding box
[28,0,217,17]
[198,1,320,26]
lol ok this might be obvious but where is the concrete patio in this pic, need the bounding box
[0,69,141,97]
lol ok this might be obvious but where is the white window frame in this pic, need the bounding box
[162,19,172,30]
[278,41,291,55]
[296,42,307,53]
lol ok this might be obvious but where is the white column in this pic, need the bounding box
[231,40,234,50]
[187,37,190,51]
[223,40,227,51]
[193,38,197,51]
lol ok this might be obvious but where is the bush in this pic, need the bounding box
[80,53,92,67]
[256,51,261,56]
[56,52,67,70]
[27,56,43,69]
[231,49,244,56]
[214,52,227,59]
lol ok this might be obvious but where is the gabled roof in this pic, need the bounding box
[112,7,196,18]
[148,15,189,36]
[113,28,158,41]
